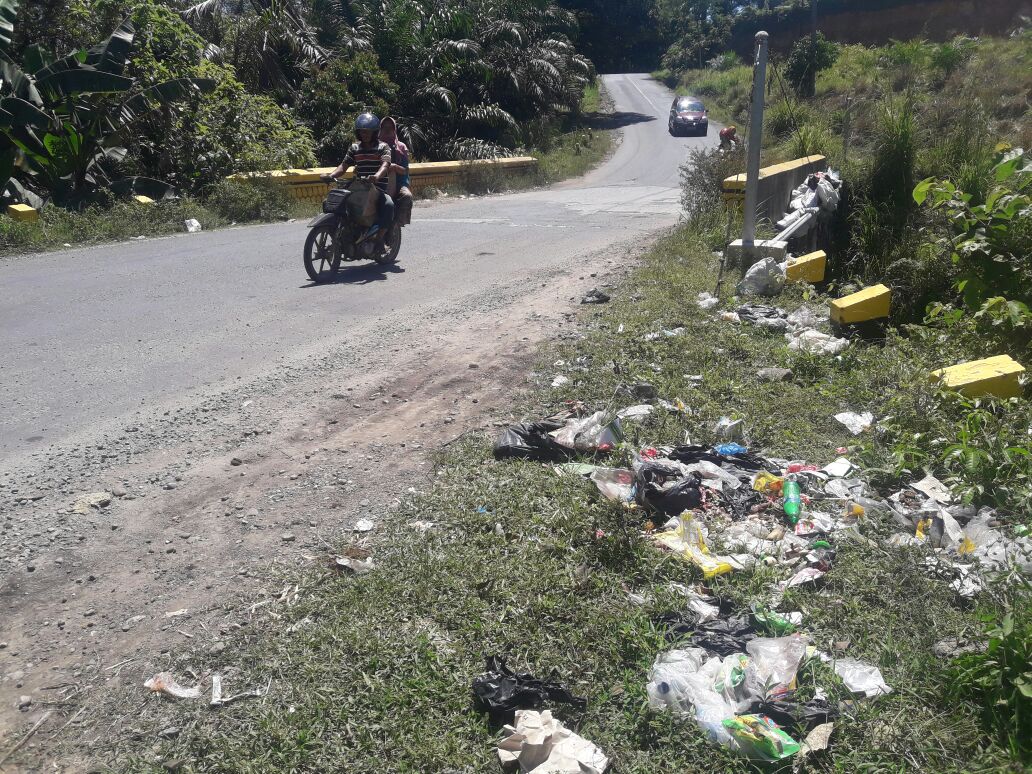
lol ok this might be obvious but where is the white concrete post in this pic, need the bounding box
[742,31,769,245]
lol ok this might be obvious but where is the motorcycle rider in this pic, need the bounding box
[378,116,413,226]
[323,113,394,255]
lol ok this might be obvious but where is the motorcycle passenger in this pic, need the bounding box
[323,113,394,255]
[378,116,412,226]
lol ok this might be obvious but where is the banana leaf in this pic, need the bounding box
[35,68,133,99]
[22,44,55,74]
[0,96,50,129]
[0,0,17,52]
[118,77,217,119]
[84,19,135,75]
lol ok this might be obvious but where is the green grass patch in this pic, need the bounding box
[98,223,1029,773]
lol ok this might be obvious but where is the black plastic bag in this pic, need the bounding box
[654,612,757,657]
[472,656,586,721]
[636,463,703,515]
[493,420,568,461]
[757,695,839,733]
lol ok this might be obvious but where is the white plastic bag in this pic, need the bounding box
[786,328,849,355]
[834,411,874,435]
[697,291,720,310]
[736,257,786,297]
[745,635,808,699]
[590,467,635,502]
[551,411,623,452]
[834,658,892,698]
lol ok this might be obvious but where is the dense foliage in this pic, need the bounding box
[3,0,597,205]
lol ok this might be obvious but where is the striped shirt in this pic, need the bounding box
[343,141,391,192]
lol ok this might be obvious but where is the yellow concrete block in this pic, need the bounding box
[7,203,38,222]
[722,155,827,192]
[829,284,891,324]
[930,355,1025,399]
[133,195,155,205]
[786,250,826,283]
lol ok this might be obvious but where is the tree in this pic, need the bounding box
[655,0,734,71]
[785,30,837,96]
[0,6,216,206]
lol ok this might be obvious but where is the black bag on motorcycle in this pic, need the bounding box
[323,189,351,214]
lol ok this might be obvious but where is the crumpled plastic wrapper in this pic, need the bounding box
[497,709,608,773]
[144,672,202,699]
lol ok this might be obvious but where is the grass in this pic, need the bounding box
[94,222,1029,773]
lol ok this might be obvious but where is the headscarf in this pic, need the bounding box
[378,116,408,160]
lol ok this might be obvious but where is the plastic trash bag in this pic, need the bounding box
[497,709,609,774]
[833,658,892,698]
[551,411,624,452]
[758,695,838,734]
[144,672,202,699]
[590,468,635,502]
[713,416,745,441]
[494,420,569,461]
[654,612,757,656]
[723,714,801,761]
[786,306,821,330]
[786,328,849,355]
[473,656,586,721]
[745,636,808,699]
[697,291,719,310]
[678,460,743,491]
[817,178,840,211]
[834,411,874,435]
[646,649,737,745]
[737,304,789,331]
[653,516,739,579]
[736,257,786,297]
[636,463,703,515]
[616,404,654,422]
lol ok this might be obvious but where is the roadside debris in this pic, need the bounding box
[144,672,202,700]
[331,546,374,575]
[184,218,202,233]
[580,288,610,305]
[72,491,112,514]
[832,658,892,698]
[473,656,586,722]
[210,674,266,707]
[736,257,785,297]
[834,411,874,435]
[697,291,719,310]
[497,710,608,773]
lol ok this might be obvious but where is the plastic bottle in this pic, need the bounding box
[782,475,802,523]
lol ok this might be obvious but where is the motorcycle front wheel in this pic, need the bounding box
[303,224,342,282]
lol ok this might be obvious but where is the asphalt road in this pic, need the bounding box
[0,74,718,467]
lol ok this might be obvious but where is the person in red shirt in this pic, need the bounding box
[719,125,742,151]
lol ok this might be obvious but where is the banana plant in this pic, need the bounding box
[0,10,215,207]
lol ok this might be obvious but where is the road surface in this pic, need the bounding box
[0,74,719,765]
[0,74,714,465]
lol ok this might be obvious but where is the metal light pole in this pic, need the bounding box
[742,31,769,246]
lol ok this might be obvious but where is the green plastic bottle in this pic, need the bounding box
[783,475,802,523]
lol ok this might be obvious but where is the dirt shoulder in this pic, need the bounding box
[0,237,640,771]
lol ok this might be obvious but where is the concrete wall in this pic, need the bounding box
[722,155,827,227]
[731,0,1031,54]
[233,157,539,203]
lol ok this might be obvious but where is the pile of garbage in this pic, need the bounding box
[491,398,1032,763]
[776,169,841,234]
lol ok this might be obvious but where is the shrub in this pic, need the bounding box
[788,120,833,159]
[785,32,838,97]
[204,179,293,223]
[680,145,744,227]
[295,54,399,165]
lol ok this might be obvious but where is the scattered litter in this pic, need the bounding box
[833,658,892,698]
[797,722,834,760]
[616,404,654,422]
[184,218,202,233]
[786,327,849,355]
[724,714,800,761]
[736,257,786,297]
[737,304,789,331]
[653,515,741,578]
[757,696,837,734]
[210,674,265,707]
[473,656,586,722]
[714,442,748,456]
[822,457,853,477]
[72,491,112,514]
[331,546,374,575]
[353,518,375,532]
[619,382,658,402]
[834,411,874,435]
[589,468,636,502]
[163,609,189,619]
[494,419,568,461]
[644,327,686,341]
[911,473,952,504]
[144,672,202,700]
[697,291,719,310]
[497,710,608,773]
[551,374,570,388]
[581,288,610,304]
[713,416,744,441]
[551,411,623,453]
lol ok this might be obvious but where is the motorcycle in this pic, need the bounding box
[303,176,403,283]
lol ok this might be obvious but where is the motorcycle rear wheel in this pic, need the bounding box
[375,225,402,265]
[304,224,342,282]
